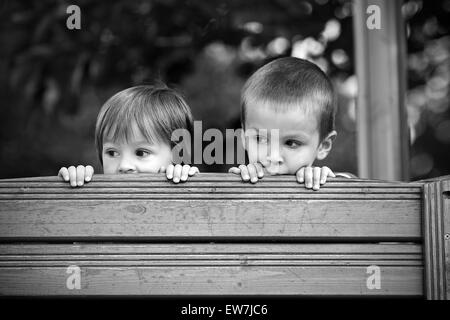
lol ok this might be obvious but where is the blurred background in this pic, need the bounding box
[0,0,448,180]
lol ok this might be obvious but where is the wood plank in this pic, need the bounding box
[0,173,422,184]
[423,179,449,299]
[0,243,423,254]
[0,173,430,297]
[0,199,421,241]
[0,174,423,240]
[0,174,422,200]
[0,187,422,195]
[0,244,423,296]
[0,193,422,200]
[444,180,450,299]
[0,244,423,267]
[0,266,423,296]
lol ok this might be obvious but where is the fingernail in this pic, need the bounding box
[71,182,76,187]
[85,177,91,182]
[77,181,83,186]
[173,178,179,183]
[167,175,173,179]
[243,175,250,180]
[251,178,257,183]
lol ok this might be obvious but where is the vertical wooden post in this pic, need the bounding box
[353,0,410,181]
[423,177,450,300]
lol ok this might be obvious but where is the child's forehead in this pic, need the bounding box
[247,97,319,116]
[102,121,158,145]
[103,137,148,145]
[103,124,142,139]
[245,101,320,133]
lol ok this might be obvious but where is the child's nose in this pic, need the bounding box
[118,158,137,174]
[266,151,283,163]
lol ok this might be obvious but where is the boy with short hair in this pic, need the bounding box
[229,57,354,190]
[58,84,199,186]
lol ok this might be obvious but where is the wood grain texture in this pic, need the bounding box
[0,174,422,199]
[353,0,409,181]
[0,243,423,296]
[0,173,423,184]
[0,200,421,240]
[445,180,450,299]
[423,179,450,299]
[0,174,422,241]
[0,173,432,297]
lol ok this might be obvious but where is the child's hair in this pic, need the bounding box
[241,57,336,140]
[95,84,193,165]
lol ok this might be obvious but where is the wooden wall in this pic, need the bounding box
[1,173,440,297]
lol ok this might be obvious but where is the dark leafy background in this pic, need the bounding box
[0,0,448,180]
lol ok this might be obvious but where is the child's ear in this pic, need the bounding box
[316,130,337,161]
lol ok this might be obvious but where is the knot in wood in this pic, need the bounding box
[126,205,146,214]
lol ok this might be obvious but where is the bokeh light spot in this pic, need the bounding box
[411,153,434,177]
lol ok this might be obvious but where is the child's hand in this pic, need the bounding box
[296,166,335,190]
[58,165,94,187]
[228,163,264,183]
[165,164,199,183]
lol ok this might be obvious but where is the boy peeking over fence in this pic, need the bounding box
[58,84,199,186]
[58,58,354,190]
[229,57,355,190]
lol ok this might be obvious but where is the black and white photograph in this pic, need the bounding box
[0,0,449,312]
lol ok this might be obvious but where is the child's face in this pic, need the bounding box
[243,103,334,175]
[102,130,173,175]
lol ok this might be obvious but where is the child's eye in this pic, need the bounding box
[256,135,268,144]
[285,140,303,148]
[136,149,151,157]
[105,150,119,157]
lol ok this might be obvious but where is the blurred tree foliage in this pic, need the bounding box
[403,0,450,179]
[0,0,448,179]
